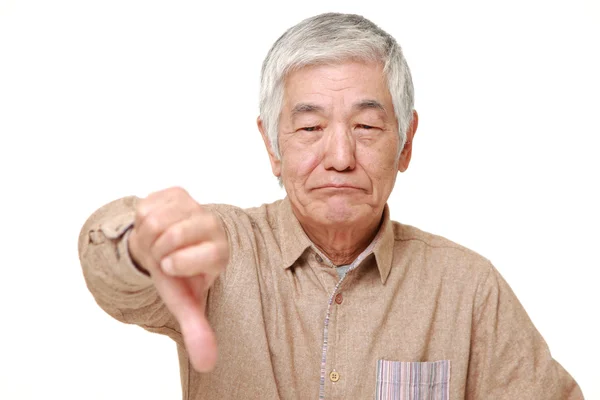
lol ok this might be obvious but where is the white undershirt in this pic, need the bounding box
[336,264,351,279]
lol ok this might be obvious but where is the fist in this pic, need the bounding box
[128,186,229,282]
[127,186,229,372]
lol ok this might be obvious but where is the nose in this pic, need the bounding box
[322,125,356,172]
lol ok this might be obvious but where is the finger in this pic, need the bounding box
[136,187,192,220]
[135,187,182,223]
[181,274,218,372]
[136,202,191,251]
[127,228,151,273]
[136,188,191,232]
[151,212,222,262]
[151,271,217,372]
[181,304,218,372]
[161,241,227,279]
[187,274,211,301]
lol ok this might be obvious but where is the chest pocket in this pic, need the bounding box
[375,359,450,400]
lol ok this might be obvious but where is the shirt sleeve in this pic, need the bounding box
[78,196,182,344]
[466,264,584,399]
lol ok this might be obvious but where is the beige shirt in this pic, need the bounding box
[78,196,583,400]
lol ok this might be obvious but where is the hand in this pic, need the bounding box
[128,187,229,372]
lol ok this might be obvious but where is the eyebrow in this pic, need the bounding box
[289,99,387,119]
[352,99,387,114]
[290,103,325,118]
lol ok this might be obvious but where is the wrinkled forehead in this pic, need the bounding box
[281,60,394,114]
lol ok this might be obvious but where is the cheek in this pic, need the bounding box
[360,146,399,181]
[282,147,320,181]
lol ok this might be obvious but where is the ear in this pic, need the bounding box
[398,110,419,172]
[257,117,281,177]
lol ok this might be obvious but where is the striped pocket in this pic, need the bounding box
[375,359,450,400]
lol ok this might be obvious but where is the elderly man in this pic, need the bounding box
[79,12,582,400]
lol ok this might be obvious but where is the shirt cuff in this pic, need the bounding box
[92,214,153,288]
[117,227,153,287]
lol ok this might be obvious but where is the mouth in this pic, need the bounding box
[314,184,364,191]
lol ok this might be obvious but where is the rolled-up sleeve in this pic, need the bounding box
[466,264,583,399]
[78,196,182,343]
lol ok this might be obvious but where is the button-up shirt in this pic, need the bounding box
[78,196,583,399]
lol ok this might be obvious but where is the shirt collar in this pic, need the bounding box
[279,198,313,269]
[278,197,395,284]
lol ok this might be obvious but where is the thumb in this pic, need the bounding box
[151,273,217,372]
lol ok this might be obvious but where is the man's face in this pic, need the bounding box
[260,61,414,228]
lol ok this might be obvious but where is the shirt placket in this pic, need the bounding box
[329,277,350,400]
[315,243,377,400]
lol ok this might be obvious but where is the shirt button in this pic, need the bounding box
[329,371,340,382]
[315,254,323,263]
[334,293,343,305]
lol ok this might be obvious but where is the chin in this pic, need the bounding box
[320,196,369,224]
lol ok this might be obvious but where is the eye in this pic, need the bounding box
[356,124,376,130]
[299,126,320,132]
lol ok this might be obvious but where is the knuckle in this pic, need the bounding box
[174,188,201,213]
[170,186,189,199]
[144,215,162,236]
[135,200,151,220]
[165,224,183,248]
[145,189,165,203]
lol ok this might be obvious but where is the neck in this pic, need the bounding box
[299,213,384,266]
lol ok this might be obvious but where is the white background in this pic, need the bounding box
[1,0,599,398]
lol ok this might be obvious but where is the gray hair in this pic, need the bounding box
[259,12,415,159]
